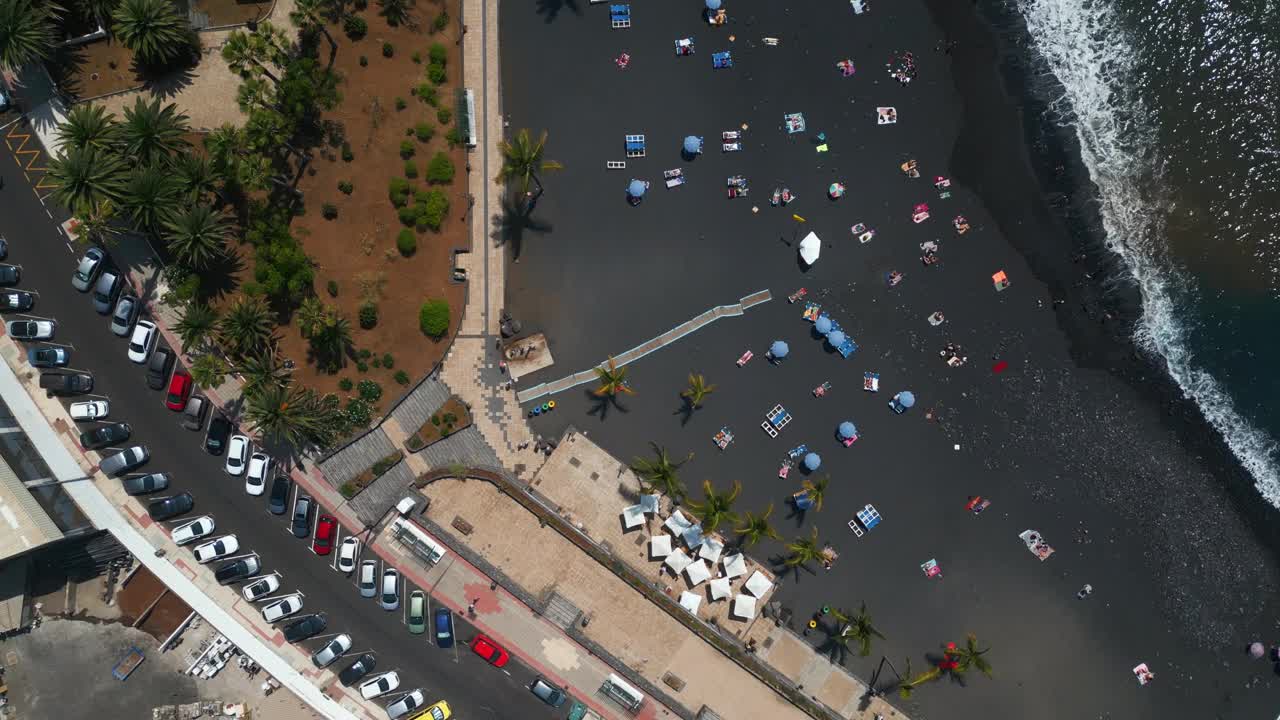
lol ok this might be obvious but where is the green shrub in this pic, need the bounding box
[399,140,415,159]
[436,107,452,125]
[419,298,450,337]
[344,16,368,39]
[404,159,418,178]
[427,62,446,85]
[372,356,382,368]
[396,229,417,256]
[359,348,372,359]
[339,377,353,391]
[442,412,457,424]
[433,11,449,33]
[416,190,449,231]
[358,55,368,67]
[445,126,463,148]
[356,361,369,373]
[394,96,406,111]
[411,51,422,64]
[358,379,383,402]
[341,142,354,161]
[388,177,411,207]
[414,122,434,142]
[426,152,455,183]
[382,353,394,368]
[339,482,356,498]
[382,42,394,57]
[338,180,353,194]
[327,279,339,297]
[413,188,432,204]
[321,202,338,219]
[430,414,440,426]
[416,83,437,105]
[394,370,410,385]
[345,397,372,427]
[429,43,448,65]
[359,302,378,329]
[397,206,418,226]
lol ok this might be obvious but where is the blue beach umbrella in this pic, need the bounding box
[814,316,833,335]
[899,391,916,408]
[628,179,647,197]
[770,340,789,358]
[706,0,722,10]
[683,135,702,154]
[826,330,846,348]
[838,421,856,439]
[803,452,821,471]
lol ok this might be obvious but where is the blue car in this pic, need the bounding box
[433,607,454,648]
[27,347,67,367]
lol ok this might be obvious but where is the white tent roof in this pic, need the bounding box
[732,594,758,620]
[685,559,711,586]
[698,537,724,564]
[722,553,747,579]
[621,504,645,530]
[799,231,821,265]
[639,494,660,514]
[744,570,773,598]
[664,510,695,536]
[664,548,692,575]
[678,591,702,614]
[649,534,673,558]
[709,577,732,601]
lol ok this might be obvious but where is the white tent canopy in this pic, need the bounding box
[621,504,645,530]
[665,510,695,536]
[732,594,758,620]
[799,231,821,265]
[685,559,711,586]
[722,553,747,579]
[665,548,692,574]
[744,570,773,597]
[698,537,724,564]
[649,534,673,559]
[709,577,732,601]
[678,591,702,614]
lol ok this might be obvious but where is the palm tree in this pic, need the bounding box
[189,352,229,389]
[174,302,219,351]
[112,0,189,67]
[123,164,181,234]
[680,372,715,409]
[830,603,885,657]
[784,527,823,569]
[948,633,994,679]
[245,383,337,449]
[898,658,923,700]
[496,129,563,205]
[162,204,230,268]
[308,307,352,366]
[294,296,328,339]
[686,479,741,532]
[799,475,831,512]
[56,104,119,153]
[0,0,61,72]
[734,504,779,548]
[48,145,126,214]
[219,296,276,357]
[377,0,412,26]
[222,21,289,84]
[288,0,337,66]
[71,199,122,247]
[235,349,290,399]
[592,356,634,397]
[76,0,118,25]
[173,153,219,202]
[120,97,190,165]
[629,442,690,503]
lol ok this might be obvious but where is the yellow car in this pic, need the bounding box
[412,700,450,720]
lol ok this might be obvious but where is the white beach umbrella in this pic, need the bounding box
[799,232,821,265]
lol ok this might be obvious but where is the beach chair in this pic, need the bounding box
[762,37,779,46]
[624,134,646,158]
[784,112,806,134]
[713,426,734,450]
[920,558,942,578]
[736,350,753,366]
[726,176,748,198]
[876,107,897,125]
[674,37,694,55]
[912,203,930,224]
[787,288,807,303]
[722,140,741,152]
[863,372,879,392]
[802,301,822,321]
[778,459,793,479]
[1133,664,1155,686]
[836,337,857,358]
[852,223,876,243]
[935,176,952,198]
[813,381,831,397]
[901,159,920,178]
[787,444,808,460]
[767,404,792,430]
[664,168,685,188]
[712,51,733,68]
[856,504,882,530]
[610,4,631,28]
[850,0,869,14]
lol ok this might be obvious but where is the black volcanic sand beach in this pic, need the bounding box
[500,1,1280,718]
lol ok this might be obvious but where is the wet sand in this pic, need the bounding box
[500,1,1280,718]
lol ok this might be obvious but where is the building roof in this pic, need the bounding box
[0,454,62,561]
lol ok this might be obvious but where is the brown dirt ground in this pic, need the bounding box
[50,39,145,100]
[278,2,468,401]
[117,567,192,640]
[194,0,274,27]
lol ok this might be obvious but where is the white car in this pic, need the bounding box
[170,516,215,546]
[193,535,240,563]
[261,593,304,623]
[310,633,352,668]
[127,320,158,363]
[359,671,401,700]
[337,537,359,574]
[69,400,109,421]
[242,575,280,602]
[245,452,270,495]
[385,689,426,720]
[225,434,250,477]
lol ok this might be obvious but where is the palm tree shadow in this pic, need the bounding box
[673,397,695,426]
[492,195,553,261]
[586,388,629,421]
[814,619,849,665]
[770,555,816,582]
[785,502,808,528]
[197,250,245,304]
[535,0,583,23]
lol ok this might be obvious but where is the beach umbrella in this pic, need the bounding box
[1249,642,1266,659]
[706,0,721,9]
[803,452,821,471]
[683,136,702,154]
[899,391,916,408]
[814,315,833,335]
[838,421,856,439]
[828,182,846,199]
[770,340,789,358]
[827,330,846,348]
[628,179,647,197]
[799,231,821,265]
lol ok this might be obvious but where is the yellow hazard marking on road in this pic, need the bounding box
[4,122,54,191]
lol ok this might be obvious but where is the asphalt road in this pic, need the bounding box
[0,139,567,719]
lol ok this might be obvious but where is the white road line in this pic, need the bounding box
[0,115,25,131]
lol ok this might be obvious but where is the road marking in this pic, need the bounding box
[0,115,25,132]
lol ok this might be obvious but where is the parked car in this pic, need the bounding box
[338,653,376,687]
[7,319,54,340]
[312,514,336,555]
[469,634,510,668]
[147,492,194,521]
[79,422,130,450]
[380,568,400,611]
[417,701,451,720]
[267,475,290,515]
[0,291,34,312]
[26,346,67,367]
[529,678,567,708]
[171,516,215,545]
[165,370,192,411]
[193,535,240,563]
[71,247,105,292]
[432,607,454,648]
[225,434,250,477]
[39,371,92,395]
[358,671,400,700]
[241,574,280,601]
[407,591,426,635]
[110,294,139,336]
[290,494,313,538]
[127,320,157,363]
[311,634,352,668]
[205,414,230,455]
[91,270,121,314]
[121,472,169,496]
[99,445,149,477]
[261,594,303,622]
[145,347,174,389]
[358,560,377,598]
[0,264,19,285]
[215,555,261,585]
[245,451,269,495]
[336,537,359,574]
[181,396,208,431]
[0,236,6,259]
[69,399,109,421]
[282,613,326,643]
[385,690,426,720]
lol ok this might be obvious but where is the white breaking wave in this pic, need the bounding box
[1016,0,1280,502]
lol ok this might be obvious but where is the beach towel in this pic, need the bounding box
[1018,529,1054,561]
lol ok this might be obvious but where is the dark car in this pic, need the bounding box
[282,613,326,643]
[0,264,21,286]
[268,475,290,515]
[205,414,231,455]
[338,653,376,687]
[0,291,34,312]
[433,607,455,648]
[214,555,261,585]
[27,347,67,367]
[145,347,174,390]
[529,678,567,708]
[80,422,131,450]
[181,395,208,431]
[290,495,313,538]
[121,472,169,496]
[39,371,93,395]
[147,492,194,521]
[165,371,193,411]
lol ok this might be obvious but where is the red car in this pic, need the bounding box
[165,371,193,411]
[313,514,337,555]
[470,634,509,667]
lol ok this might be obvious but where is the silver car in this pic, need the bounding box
[379,568,400,611]
[100,445,149,477]
[358,560,377,598]
[121,472,169,496]
[91,269,121,314]
[71,247,105,292]
[311,633,352,668]
[110,294,140,336]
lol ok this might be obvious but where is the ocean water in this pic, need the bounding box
[1012,0,1280,504]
